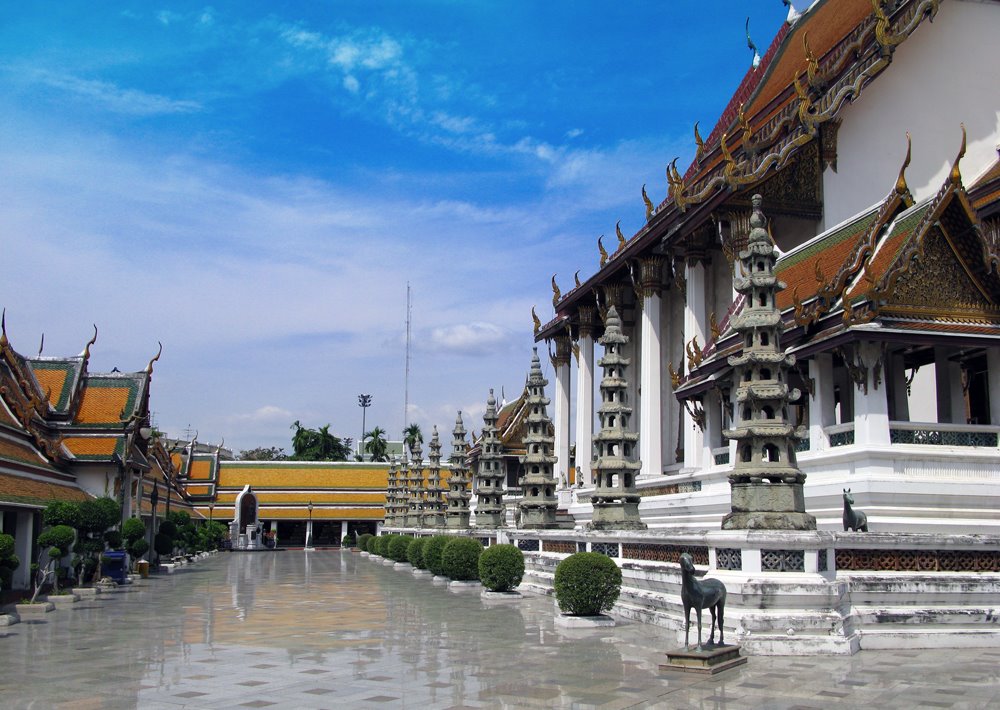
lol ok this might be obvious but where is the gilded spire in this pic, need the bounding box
[642,184,654,221]
[145,341,163,375]
[895,132,912,196]
[531,306,541,336]
[598,235,608,267]
[615,220,627,251]
[81,324,98,361]
[0,309,7,349]
[950,123,966,183]
[551,274,561,308]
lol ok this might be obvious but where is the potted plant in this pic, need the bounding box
[553,552,621,627]
[478,544,524,599]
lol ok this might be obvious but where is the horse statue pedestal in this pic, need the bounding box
[660,643,747,675]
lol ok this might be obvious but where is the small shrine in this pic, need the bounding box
[722,194,816,531]
[475,390,506,527]
[446,412,472,529]
[590,306,645,530]
[422,426,446,528]
[518,348,558,528]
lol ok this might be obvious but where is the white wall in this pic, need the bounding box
[823,0,1000,228]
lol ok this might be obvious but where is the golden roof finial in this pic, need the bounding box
[551,275,561,308]
[615,220,627,251]
[895,131,912,195]
[694,121,704,160]
[38,333,44,357]
[738,103,752,147]
[145,341,162,375]
[598,235,608,267]
[950,123,966,183]
[669,159,688,212]
[531,306,541,336]
[0,309,7,349]
[81,324,98,361]
[803,31,820,87]
[574,270,581,288]
[642,184,654,221]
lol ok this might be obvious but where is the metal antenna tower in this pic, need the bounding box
[403,283,412,431]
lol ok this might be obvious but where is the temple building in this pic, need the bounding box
[535,0,1000,532]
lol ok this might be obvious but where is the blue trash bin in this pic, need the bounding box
[100,550,128,583]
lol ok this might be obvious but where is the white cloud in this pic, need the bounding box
[21,69,201,116]
[343,75,360,93]
[566,128,584,139]
[424,323,511,357]
[233,405,293,424]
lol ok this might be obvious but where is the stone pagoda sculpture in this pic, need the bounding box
[518,348,558,528]
[385,456,399,526]
[406,439,425,528]
[398,453,410,527]
[590,305,645,530]
[422,426,447,528]
[474,389,506,527]
[722,194,816,530]
[446,411,472,529]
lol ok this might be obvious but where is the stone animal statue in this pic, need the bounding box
[843,488,868,532]
[679,552,727,650]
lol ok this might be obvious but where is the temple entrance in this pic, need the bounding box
[276,521,307,547]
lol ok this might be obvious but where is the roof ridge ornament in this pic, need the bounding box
[38,333,44,357]
[950,123,967,184]
[895,131,912,196]
[693,121,705,164]
[551,275,561,308]
[746,17,761,68]
[0,309,7,349]
[802,31,821,88]
[783,0,801,25]
[872,0,906,51]
[574,270,581,288]
[531,306,541,336]
[598,235,608,267]
[145,341,162,375]
[615,220,627,251]
[642,184,654,221]
[81,324,98,360]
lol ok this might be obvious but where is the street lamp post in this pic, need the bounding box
[358,394,372,460]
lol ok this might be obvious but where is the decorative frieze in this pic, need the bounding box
[622,543,709,566]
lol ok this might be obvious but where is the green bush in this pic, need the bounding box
[422,535,452,576]
[0,533,19,591]
[374,535,390,557]
[158,520,177,538]
[38,525,75,558]
[554,552,622,616]
[478,544,524,592]
[357,533,374,552]
[154,532,173,557]
[122,517,146,543]
[127,538,149,560]
[0,533,14,559]
[43,501,81,528]
[442,537,483,581]
[407,537,426,568]
[388,535,412,562]
[342,533,356,547]
[104,530,123,549]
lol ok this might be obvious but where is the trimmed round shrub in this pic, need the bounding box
[478,544,524,592]
[357,533,374,552]
[554,552,622,616]
[387,535,412,562]
[422,535,452,576]
[0,533,14,559]
[442,537,484,581]
[154,532,174,557]
[158,520,177,538]
[407,537,426,568]
[38,525,75,558]
[375,535,391,557]
[43,501,81,528]
[128,538,149,559]
[104,530,123,549]
[122,517,145,543]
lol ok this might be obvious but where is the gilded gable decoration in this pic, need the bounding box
[598,235,608,267]
[615,220,627,252]
[145,341,162,375]
[642,184,654,221]
[80,324,97,362]
[693,122,705,164]
[551,274,561,309]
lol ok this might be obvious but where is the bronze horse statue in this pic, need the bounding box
[679,552,727,650]
[843,488,868,531]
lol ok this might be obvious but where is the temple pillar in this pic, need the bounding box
[988,348,1000,426]
[683,258,707,470]
[888,353,910,422]
[854,342,890,446]
[552,334,572,489]
[574,306,597,486]
[702,389,722,466]
[305,519,314,548]
[638,256,664,477]
[935,348,965,424]
[809,354,835,451]
[14,511,34,589]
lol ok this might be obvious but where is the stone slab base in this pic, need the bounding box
[381,559,395,566]
[16,602,54,614]
[860,629,1000,650]
[555,613,615,628]
[1,613,19,626]
[481,591,522,602]
[660,645,747,675]
[48,594,79,606]
[74,587,101,597]
[360,552,370,557]
[393,562,412,570]
[448,580,483,591]
[431,576,448,585]
[412,569,432,577]
[161,564,176,574]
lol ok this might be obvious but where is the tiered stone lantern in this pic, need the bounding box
[422,426,446,528]
[398,453,410,527]
[722,194,816,531]
[446,412,472,529]
[407,441,425,528]
[385,457,399,526]
[519,348,558,528]
[475,390,506,527]
[590,305,645,530]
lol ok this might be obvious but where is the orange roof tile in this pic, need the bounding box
[62,436,122,458]
[217,463,388,489]
[215,491,385,505]
[74,385,133,425]
[0,437,59,472]
[32,367,70,410]
[0,471,90,506]
[188,459,214,480]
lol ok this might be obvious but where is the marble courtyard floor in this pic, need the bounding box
[1,551,999,709]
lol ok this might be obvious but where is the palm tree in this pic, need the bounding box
[403,423,423,455]
[364,427,389,462]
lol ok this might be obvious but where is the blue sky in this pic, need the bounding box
[0,1,790,454]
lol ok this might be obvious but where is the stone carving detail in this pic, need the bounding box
[474,390,506,528]
[716,548,743,571]
[836,548,1000,572]
[542,540,576,554]
[761,549,805,572]
[516,538,540,552]
[622,543,709,565]
[518,348,559,528]
[592,542,620,558]
[422,427,447,528]
[722,195,816,530]
[589,306,646,530]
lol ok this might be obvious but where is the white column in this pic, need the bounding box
[552,335,572,489]
[935,348,965,423]
[889,353,910,421]
[988,349,1000,426]
[854,342,890,446]
[683,259,707,470]
[14,511,33,590]
[340,521,349,543]
[574,307,597,486]
[638,257,664,477]
[702,390,722,466]
[305,519,314,549]
[809,354,835,451]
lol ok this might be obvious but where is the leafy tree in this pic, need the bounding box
[403,423,423,454]
[290,421,352,461]
[364,427,389,462]
[238,446,288,461]
[37,525,75,594]
[0,533,20,590]
[43,501,81,528]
